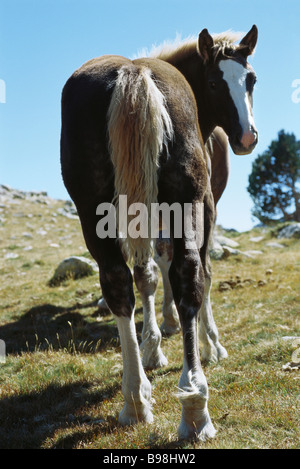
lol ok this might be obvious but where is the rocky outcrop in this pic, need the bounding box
[0,184,78,219]
[49,256,98,286]
[277,223,300,239]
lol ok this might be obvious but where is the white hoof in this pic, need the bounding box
[118,402,154,426]
[177,396,216,441]
[201,343,218,365]
[216,343,228,360]
[177,385,216,442]
[178,412,217,441]
[142,347,168,369]
[140,332,168,369]
[201,341,228,364]
[160,318,181,336]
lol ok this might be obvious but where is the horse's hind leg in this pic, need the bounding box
[134,257,168,369]
[82,222,153,425]
[169,235,216,441]
[154,238,180,335]
[99,248,153,424]
[115,313,153,425]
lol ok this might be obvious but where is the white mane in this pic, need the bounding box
[132,30,244,63]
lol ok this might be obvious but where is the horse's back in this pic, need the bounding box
[61,54,200,154]
[61,55,131,142]
[61,54,207,208]
[133,57,200,136]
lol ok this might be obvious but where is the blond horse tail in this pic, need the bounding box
[107,64,173,265]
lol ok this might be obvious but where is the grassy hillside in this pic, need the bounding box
[0,187,299,449]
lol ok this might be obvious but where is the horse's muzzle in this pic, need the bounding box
[230,127,258,155]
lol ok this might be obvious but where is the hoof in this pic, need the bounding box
[140,331,168,369]
[201,342,228,365]
[201,343,218,365]
[178,407,216,442]
[160,320,181,336]
[178,416,217,442]
[216,343,228,360]
[142,348,168,369]
[118,403,154,426]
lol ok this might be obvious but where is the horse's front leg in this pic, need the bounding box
[134,258,168,369]
[199,276,228,363]
[169,239,216,441]
[199,192,228,364]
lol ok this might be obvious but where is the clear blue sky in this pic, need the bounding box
[0,0,299,231]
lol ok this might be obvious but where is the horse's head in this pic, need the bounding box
[198,25,258,155]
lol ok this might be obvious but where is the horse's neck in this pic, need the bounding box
[171,54,215,143]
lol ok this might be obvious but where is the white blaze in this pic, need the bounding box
[219,59,255,147]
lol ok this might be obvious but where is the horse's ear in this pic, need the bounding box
[239,25,258,57]
[198,29,214,63]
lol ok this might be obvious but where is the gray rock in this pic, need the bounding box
[209,246,224,260]
[22,232,33,239]
[281,336,300,342]
[249,236,265,243]
[243,250,263,256]
[222,246,241,257]
[266,242,285,249]
[277,223,300,239]
[214,235,240,248]
[56,207,78,219]
[4,252,19,259]
[49,256,98,285]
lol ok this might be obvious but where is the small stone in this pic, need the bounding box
[22,232,33,239]
[4,252,19,259]
[210,247,224,260]
[249,236,264,243]
[222,246,241,257]
[214,235,240,248]
[277,223,300,239]
[266,242,285,249]
[218,281,232,292]
[257,280,266,287]
[37,229,47,236]
[243,278,255,285]
[244,250,263,256]
[49,256,98,286]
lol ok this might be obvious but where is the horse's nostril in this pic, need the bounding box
[241,130,256,148]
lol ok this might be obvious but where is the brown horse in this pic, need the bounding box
[99,32,256,362]
[61,26,258,441]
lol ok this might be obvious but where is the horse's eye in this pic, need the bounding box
[209,80,217,90]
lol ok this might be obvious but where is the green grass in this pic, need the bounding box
[0,196,299,449]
